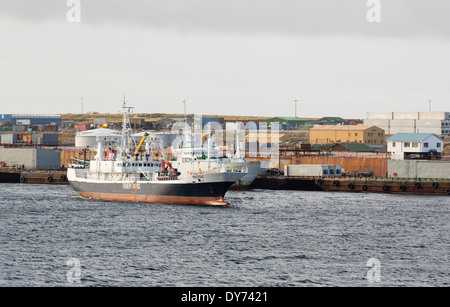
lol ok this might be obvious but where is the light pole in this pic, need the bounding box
[294,99,298,118]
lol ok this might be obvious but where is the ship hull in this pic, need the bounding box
[68,170,242,206]
[230,161,266,189]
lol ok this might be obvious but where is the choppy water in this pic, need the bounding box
[0,183,448,287]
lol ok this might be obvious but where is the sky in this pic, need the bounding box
[0,0,449,119]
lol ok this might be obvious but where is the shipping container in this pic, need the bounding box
[389,127,416,134]
[42,134,58,145]
[300,143,311,150]
[32,133,59,145]
[1,133,18,144]
[74,124,90,131]
[285,164,334,177]
[363,119,390,127]
[392,112,419,120]
[366,112,393,120]
[389,119,416,127]
[415,119,442,127]
[418,112,449,120]
[42,124,58,132]
[415,127,442,134]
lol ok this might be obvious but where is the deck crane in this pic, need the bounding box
[133,132,149,157]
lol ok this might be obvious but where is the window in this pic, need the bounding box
[437,143,441,148]
[392,142,396,147]
[404,142,410,147]
[355,133,358,136]
[412,142,418,148]
[424,142,429,148]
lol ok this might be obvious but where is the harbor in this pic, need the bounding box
[250,175,450,195]
[1,111,449,198]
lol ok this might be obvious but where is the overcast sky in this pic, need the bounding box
[1,0,449,118]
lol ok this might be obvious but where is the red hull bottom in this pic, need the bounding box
[77,191,229,206]
[229,184,250,190]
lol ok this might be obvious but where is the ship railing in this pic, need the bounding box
[157,175,179,181]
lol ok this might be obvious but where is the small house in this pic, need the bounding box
[386,133,444,160]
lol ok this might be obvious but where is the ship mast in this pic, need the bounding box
[121,96,134,158]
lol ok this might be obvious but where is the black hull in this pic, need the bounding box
[69,180,237,205]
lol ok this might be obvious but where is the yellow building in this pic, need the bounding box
[309,125,385,145]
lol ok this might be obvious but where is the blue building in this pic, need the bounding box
[0,114,62,126]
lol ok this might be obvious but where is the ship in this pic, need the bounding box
[67,103,246,206]
[167,126,267,190]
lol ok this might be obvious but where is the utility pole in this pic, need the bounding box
[294,99,298,118]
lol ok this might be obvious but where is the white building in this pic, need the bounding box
[387,133,444,160]
[365,112,450,135]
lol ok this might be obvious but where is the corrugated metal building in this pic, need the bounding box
[0,114,62,126]
[0,148,61,169]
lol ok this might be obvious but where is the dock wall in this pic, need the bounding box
[280,154,389,177]
[388,160,450,179]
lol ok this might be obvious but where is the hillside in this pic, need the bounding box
[61,113,272,124]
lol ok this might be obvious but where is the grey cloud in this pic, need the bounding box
[1,0,449,38]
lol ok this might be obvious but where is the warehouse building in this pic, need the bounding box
[0,114,62,127]
[309,125,385,145]
[364,112,450,135]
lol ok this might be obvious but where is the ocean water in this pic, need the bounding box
[0,183,448,287]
